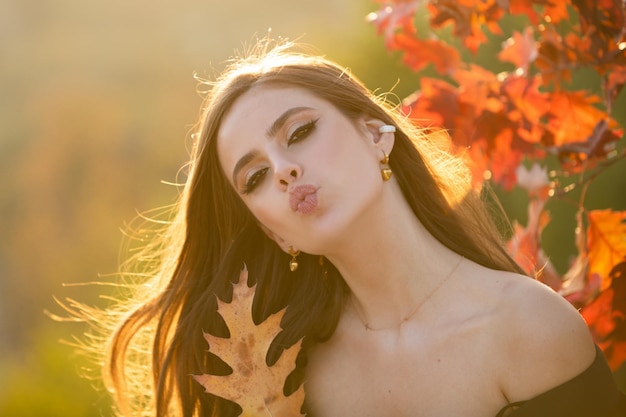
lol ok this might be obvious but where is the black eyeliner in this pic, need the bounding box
[288,118,319,145]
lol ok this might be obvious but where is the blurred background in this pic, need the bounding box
[0,1,421,415]
[1,1,625,416]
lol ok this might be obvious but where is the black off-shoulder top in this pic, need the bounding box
[495,346,626,417]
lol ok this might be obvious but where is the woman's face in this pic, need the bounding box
[216,84,388,254]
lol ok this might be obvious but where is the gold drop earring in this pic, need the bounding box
[380,151,392,181]
[288,246,301,272]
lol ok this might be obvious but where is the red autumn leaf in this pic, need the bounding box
[608,65,626,99]
[475,121,524,189]
[498,27,538,72]
[507,0,570,24]
[368,0,626,373]
[453,64,503,116]
[557,120,623,172]
[403,76,531,188]
[581,260,626,370]
[508,0,542,24]
[368,1,462,75]
[563,32,593,65]
[402,78,460,129]
[389,32,462,74]
[572,0,626,44]
[570,1,626,74]
[502,75,549,127]
[535,26,574,87]
[402,78,479,148]
[546,91,609,147]
[506,0,571,25]
[506,164,564,289]
[543,0,572,24]
[507,197,551,275]
[563,211,626,370]
[500,75,549,145]
[427,1,474,34]
[427,0,504,53]
[462,138,491,187]
[367,1,419,48]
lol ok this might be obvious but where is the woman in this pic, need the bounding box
[96,41,625,416]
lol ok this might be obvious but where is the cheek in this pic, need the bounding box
[328,138,379,182]
[244,193,289,231]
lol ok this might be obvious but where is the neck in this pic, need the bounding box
[350,255,463,331]
[324,183,463,331]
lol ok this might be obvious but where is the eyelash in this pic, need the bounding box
[242,168,268,195]
[288,118,318,146]
[242,118,319,195]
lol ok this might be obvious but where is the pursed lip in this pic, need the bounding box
[289,184,319,214]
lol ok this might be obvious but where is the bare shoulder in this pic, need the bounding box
[491,271,596,402]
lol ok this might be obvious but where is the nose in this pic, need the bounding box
[275,160,301,190]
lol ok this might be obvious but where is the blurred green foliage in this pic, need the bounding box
[0,1,417,415]
[0,325,111,416]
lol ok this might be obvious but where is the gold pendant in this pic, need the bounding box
[289,258,298,272]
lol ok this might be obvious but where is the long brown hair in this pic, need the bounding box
[82,40,522,417]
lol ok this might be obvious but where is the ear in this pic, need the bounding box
[257,223,292,253]
[360,117,395,156]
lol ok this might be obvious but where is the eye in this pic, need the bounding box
[242,168,268,195]
[288,118,318,146]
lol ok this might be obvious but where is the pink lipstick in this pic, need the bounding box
[289,185,318,215]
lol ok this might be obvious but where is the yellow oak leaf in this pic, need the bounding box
[587,210,626,292]
[193,266,305,416]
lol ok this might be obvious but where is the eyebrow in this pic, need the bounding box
[232,150,258,187]
[231,106,315,186]
[265,106,314,138]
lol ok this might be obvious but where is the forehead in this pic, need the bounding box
[217,84,329,166]
[220,84,325,137]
